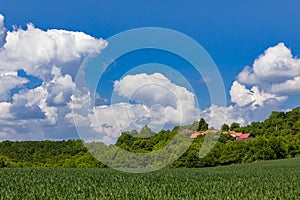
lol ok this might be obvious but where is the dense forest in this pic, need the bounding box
[1,107,300,168]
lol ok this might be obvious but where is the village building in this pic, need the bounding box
[237,133,252,141]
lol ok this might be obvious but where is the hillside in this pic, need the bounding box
[0,107,300,168]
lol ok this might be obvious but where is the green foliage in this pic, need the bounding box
[115,126,177,153]
[197,118,208,131]
[169,132,299,167]
[230,122,240,131]
[221,123,230,132]
[1,107,300,169]
[0,140,101,168]
[218,133,235,143]
[180,121,199,131]
[244,107,300,137]
[139,125,155,138]
[0,155,15,168]
[0,158,300,199]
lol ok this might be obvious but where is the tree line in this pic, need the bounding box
[1,107,300,168]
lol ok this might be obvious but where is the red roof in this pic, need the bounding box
[238,133,251,141]
[228,131,243,137]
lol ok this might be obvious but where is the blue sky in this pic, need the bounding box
[2,0,300,102]
[0,1,300,141]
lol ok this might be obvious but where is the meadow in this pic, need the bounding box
[0,157,299,200]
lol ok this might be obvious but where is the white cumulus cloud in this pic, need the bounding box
[0,14,107,140]
[200,105,248,128]
[237,43,300,95]
[79,73,200,143]
[0,21,107,81]
[252,43,300,83]
[203,43,299,128]
[271,76,300,95]
[230,81,287,108]
[0,71,28,102]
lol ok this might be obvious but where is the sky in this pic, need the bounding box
[0,0,300,143]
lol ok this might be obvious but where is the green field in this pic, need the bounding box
[0,157,299,200]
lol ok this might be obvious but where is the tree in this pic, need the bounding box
[197,118,208,131]
[218,134,234,143]
[288,142,299,158]
[230,122,240,131]
[292,120,300,133]
[221,124,230,132]
[0,155,13,168]
[139,125,155,138]
[268,137,287,159]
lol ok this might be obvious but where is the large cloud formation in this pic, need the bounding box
[237,43,300,94]
[0,14,200,142]
[0,14,107,140]
[84,73,200,143]
[202,43,299,128]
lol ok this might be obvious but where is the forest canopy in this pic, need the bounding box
[0,107,300,168]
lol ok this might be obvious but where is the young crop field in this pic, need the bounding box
[0,157,299,200]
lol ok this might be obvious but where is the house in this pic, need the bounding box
[238,133,252,141]
[222,131,241,136]
[222,131,252,140]
[222,131,243,138]
[231,132,242,138]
